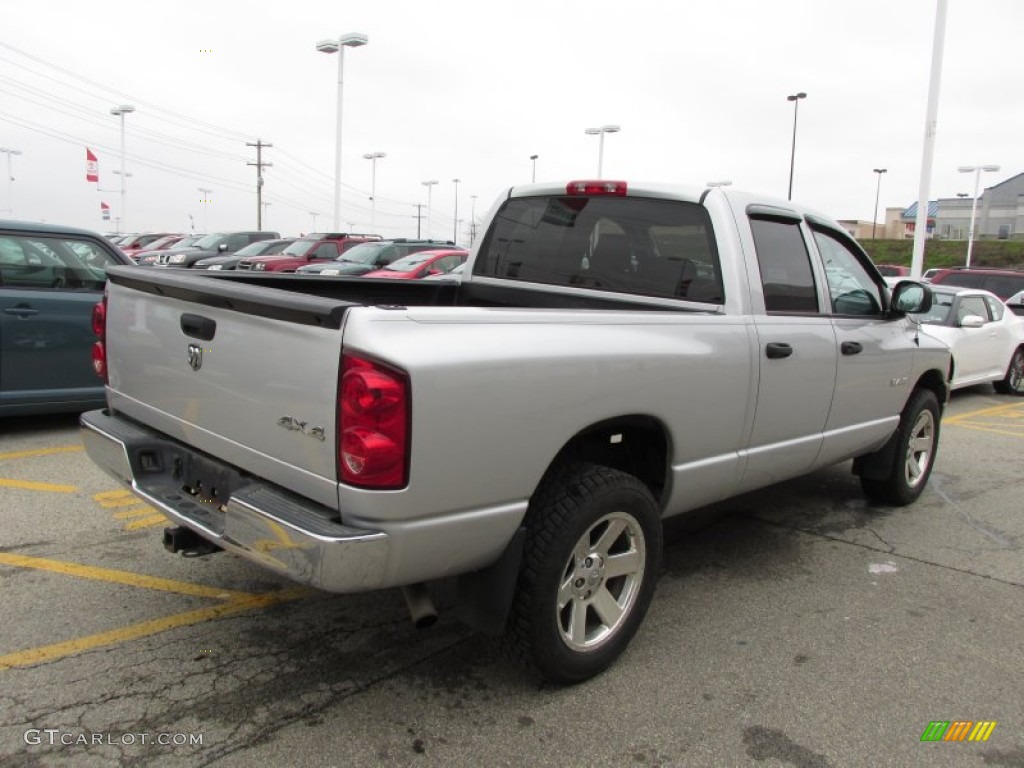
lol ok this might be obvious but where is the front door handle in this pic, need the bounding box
[765,342,793,359]
[3,306,39,318]
[841,341,863,355]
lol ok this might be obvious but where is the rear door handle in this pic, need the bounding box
[3,306,39,318]
[180,313,216,341]
[841,341,863,355]
[765,342,793,359]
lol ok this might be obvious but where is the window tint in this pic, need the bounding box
[812,229,883,316]
[981,275,1024,300]
[749,218,818,313]
[940,272,984,289]
[0,236,115,290]
[314,243,338,259]
[474,196,723,301]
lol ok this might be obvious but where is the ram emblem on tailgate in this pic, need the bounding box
[277,416,326,441]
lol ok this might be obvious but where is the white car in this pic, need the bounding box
[914,286,1024,394]
[1006,290,1024,317]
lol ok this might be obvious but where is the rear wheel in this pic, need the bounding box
[503,462,661,684]
[861,389,940,506]
[993,347,1024,396]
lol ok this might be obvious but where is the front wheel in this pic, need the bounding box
[861,388,940,506]
[503,462,662,684]
[993,347,1024,396]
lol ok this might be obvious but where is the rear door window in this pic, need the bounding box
[749,218,818,313]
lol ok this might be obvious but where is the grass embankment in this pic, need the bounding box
[861,239,1024,270]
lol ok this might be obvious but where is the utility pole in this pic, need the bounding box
[246,139,273,229]
[412,204,424,238]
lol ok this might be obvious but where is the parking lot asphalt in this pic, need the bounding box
[0,391,1021,767]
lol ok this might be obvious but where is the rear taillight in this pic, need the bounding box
[566,180,627,196]
[338,354,410,489]
[91,295,108,382]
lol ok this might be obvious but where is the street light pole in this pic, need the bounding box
[0,147,22,216]
[197,187,212,233]
[362,151,386,230]
[317,33,369,231]
[110,105,135,229]
[421,180,438,239]
[309,211,320,231]
[872,168,887,239]
[958,164,1000,267]
[786,92,806,200]
[530,154,538,183]
[584,125,620,179]
[470,194,478,245]
[452,178,461,244]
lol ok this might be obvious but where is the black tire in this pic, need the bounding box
[502,462,662,684]
[861,389,940,506]
[993,347,1024,396]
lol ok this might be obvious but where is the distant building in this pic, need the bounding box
[837,220,880,240]
[883,201,937,240]
[933,172,1024,241]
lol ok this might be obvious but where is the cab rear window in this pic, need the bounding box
[474,196,723,302]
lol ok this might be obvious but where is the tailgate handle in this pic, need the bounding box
[180,313,216,341]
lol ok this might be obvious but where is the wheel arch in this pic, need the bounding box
[538,415,672,508]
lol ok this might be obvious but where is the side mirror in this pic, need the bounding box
[959,314,985,329]
[890,281,932,316]
[427,268,442,276]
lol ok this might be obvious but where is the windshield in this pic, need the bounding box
[193,234,228,250]
[236,240,282,257]
[384,253,433,272]
[339,242,389,264]
[913,291,954,325]
[280,240,317,257]
[170,236,202,250]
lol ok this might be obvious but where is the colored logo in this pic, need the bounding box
[920,721,996,742]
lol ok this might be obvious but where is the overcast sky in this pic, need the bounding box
[2,0,1021,241]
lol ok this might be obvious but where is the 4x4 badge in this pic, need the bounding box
[187,343,203,371]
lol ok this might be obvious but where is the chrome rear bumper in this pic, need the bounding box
[80,409,388,592]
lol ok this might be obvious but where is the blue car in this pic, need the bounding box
[0,220,133,416]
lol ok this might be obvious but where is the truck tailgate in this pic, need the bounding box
[103,267,354,510]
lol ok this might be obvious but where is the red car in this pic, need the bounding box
[118,233,179,258]
[362,249,468,279]
[237,233,380,272]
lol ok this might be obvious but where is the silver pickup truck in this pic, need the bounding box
[81,180,950,683]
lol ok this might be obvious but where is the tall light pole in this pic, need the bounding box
[452,178,460,243]
[0,147,22,216]
[110,105,135,229]
[786,92,806,200]
[261,201,271,227]
[871,168,887,239]
[470,194,478,245]
[530,154,538,183]
[362,151,386,230]
[422,179,438,239]
[584,125,620,179]
[958,164,1000,267]
[309,211,320,232]
[197,187,212,233]
[317,33,369,231]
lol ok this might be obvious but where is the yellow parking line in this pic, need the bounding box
[0,588,309,671]
[945,402,1024,424]
[0,445,83,461]
[123,514,168,531]
[944,423,1024,439]
[93,489,134,500]
[98,496,148,508]
[0,553,253,601]
[113,506,157,519]
[0,479,77,493]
